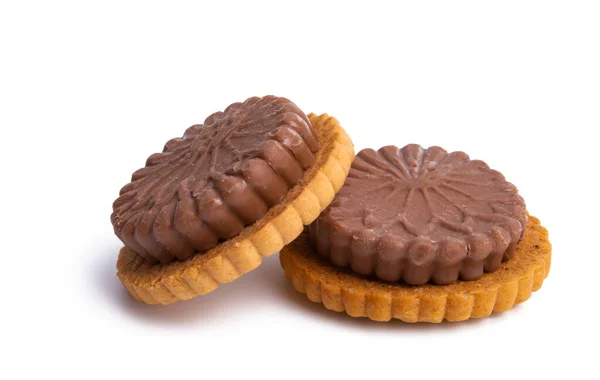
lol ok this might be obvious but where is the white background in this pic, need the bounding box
[1,1,599,379]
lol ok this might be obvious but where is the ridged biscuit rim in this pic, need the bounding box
[116,113,355,305]
[280,216,551,323]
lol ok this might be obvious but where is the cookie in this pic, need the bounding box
[308,145,527,285]
[280,216,551,322]
[280,145,550,322]
[113,96,354,304]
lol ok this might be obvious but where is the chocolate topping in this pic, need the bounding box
[112,96,319,264]
[308,144,527,285]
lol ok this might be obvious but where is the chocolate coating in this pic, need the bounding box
[308,144,527,285]
[112,96,319,264]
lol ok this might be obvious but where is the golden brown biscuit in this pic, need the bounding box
[117,113,354,304]
[280,216,551,322]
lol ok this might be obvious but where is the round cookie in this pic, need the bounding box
[113,97,355,304]
[280,216,551,323]
[308,145,528,285]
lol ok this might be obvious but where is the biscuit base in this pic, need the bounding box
[117,114,355,305]
[280,216,551,322]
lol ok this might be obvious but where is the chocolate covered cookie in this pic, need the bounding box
[280,145,551,322]
[113,96,354,304]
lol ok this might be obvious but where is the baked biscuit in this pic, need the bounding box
[112,97,354,304]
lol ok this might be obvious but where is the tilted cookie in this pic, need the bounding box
[280,145,551,322]
[112,96,354,304]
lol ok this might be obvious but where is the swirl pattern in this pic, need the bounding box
[112,96,319,264]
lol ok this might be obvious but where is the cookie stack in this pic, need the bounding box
[111,96,551,323]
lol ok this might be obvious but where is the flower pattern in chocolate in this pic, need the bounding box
[308,144,527,285]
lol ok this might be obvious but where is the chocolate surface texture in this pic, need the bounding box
[308,144,527,285]
[112,96,319,264]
